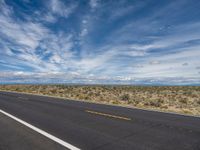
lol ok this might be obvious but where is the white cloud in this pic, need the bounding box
[49,0,77,17]
[0,2,75,73]
[80,28,88,37]
[42,13,57,23]
[149,60,160,65]
[82,20,87,24]
[0,0,13,16]
[1,71,199,85]
[182,62,188,66]
[89,0,99,9]
[131,47,200,78]
[0,15,49,50]
[49,54,62,64]
[130,44,164,51]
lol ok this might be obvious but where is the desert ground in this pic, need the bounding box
[0,85,200,116]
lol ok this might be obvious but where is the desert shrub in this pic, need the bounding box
[149,100,162,107]
[50,88,57,94]
[160,105,168,109]
[144,101,149,106]
[150,101,159,107]
[84,96,89,100]
[158,99,164,103]
[120,94,130,101]
[182,109,192,114]
[179,98,187,104]
[133,99,140,105]
[112,100,120,105]
[197,100,200,105]
[127,100,132,104]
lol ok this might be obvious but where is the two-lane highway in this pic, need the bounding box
[0,91,200,150]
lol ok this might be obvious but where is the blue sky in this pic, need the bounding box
[0,0,200,85]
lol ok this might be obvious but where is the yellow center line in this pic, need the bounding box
[85,110,131,121]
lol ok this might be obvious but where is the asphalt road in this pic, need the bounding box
[0,91,200,150]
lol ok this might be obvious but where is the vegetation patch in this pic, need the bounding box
[0,85,200,116]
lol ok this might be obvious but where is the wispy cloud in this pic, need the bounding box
[0,0,76,73]
[89,0,99,9]
[49,0,77,18]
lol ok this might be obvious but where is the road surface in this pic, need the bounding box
[0,91,200,150]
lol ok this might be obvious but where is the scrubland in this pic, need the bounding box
[0,85,200,116]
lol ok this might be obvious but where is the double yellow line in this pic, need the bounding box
[85,110,131,121]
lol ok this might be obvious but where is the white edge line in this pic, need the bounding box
[0,109,80,150]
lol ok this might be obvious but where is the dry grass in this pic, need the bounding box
[0,85,200,116]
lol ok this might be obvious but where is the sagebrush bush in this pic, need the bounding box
[120,94,130,101]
